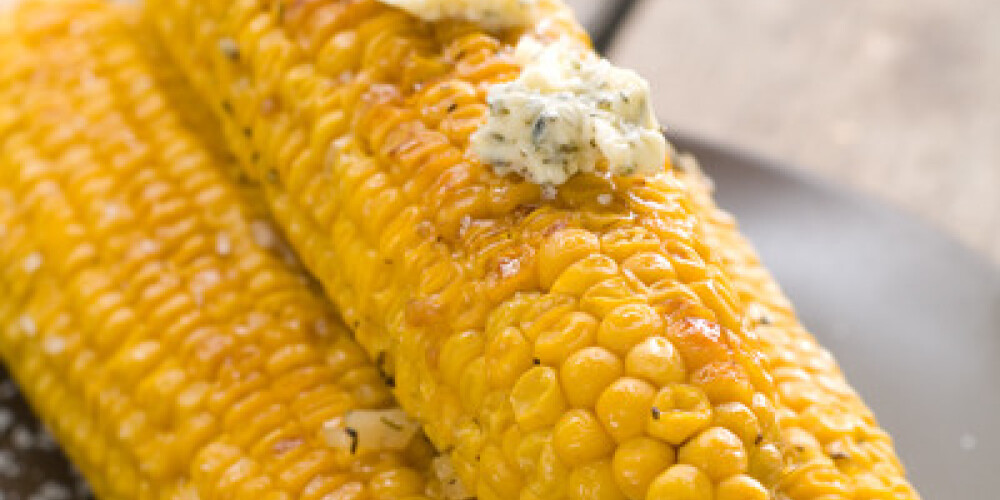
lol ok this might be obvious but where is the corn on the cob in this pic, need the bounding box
[147,1,792,499]
[673,153,920,499]
[0,2,441,498]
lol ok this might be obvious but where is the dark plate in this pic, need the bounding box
[1,135,998,498]
[672,132,1000,499]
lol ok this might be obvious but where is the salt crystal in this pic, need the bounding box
[499,258,520,278]
[43,335,66,355]
[215,232,232,256]
[23,252,43,273]
[596,193,612,205]
[18,315,37,337]
[251,220,277,249]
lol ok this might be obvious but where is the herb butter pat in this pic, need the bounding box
[378,0,536,29]
[472,37,667,185]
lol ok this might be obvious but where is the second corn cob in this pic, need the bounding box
[673,152,919,499]
[148,1,789,499]
[0,2,441,498]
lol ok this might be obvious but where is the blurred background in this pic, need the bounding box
[570,0,1000,265]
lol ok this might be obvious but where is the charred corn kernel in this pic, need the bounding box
[677,426,749,482]
[646,464,713,500]
[674,150,921,498]
[560,346,623,408]
[0,3,443,499]
[569,460,627,500]
[624,336,686,387]
[647,385,713,445]
[596,304,665,356]
[148,0,788,496]
[554,409,615,467]
[612,437,676,500]
[716,474,770,500]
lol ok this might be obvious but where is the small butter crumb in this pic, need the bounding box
[596,193,612,205]
[251,220,277,249]
[540,184,557,200]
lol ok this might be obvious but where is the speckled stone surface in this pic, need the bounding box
[595,0,1000,264]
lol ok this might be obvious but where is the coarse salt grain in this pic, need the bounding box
[216,232,232,256]
[23,252,42,273]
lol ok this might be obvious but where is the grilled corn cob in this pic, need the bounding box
[0,2,441,498]
[673,153,920,499]
[148,1,790,499]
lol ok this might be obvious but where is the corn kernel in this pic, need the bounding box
[550,254,620,297]
[612,437,676,500]
[486,326,533,389]
[539,228,600,289]
[595,377,656,442]
[560,346,623,408]
[691,361,754,406]
[569,460,627,500]
[620,252,676,286]
[647,385,712,445]
[710,402,762,447]
[624,336,685,387]
[678,426,748,482]
[511,366,567,431]
[716,474,769,500]
[534,311,598,365]
[597,304,664,356]
[646,464,712,500]
[554,409,615,467]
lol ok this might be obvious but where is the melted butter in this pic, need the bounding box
[471,37,667,186]
[378,0,537,29]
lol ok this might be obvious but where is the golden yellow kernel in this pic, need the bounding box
[369,467,425,499]
[749,442,784,487]
[715,474,769,500]
[710,402,762,447]
[646,385,712,446]
[439,330,486,385]
[568,460,627,500]
[621,252,676,286]
[645,464,712,500]
[677,426,748,482]
[624,336,685,387]
[611,437,676,500]
[479,444,523,498]
[538,228,601,289]
[691,361,754,406]
[510,366,567,431]
[486,326,534,389]
[553,409,615,467]
[595,377,656,442]
[549,254,619,297]
[600,227,661,262]
[597,303,664,356]
[533,310,599,365]
[512,428,551,474]
[560,346,623,408]
[531,441,571,498]
[580,276,644,319]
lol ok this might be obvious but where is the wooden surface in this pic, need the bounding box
[568,0,1000,265]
